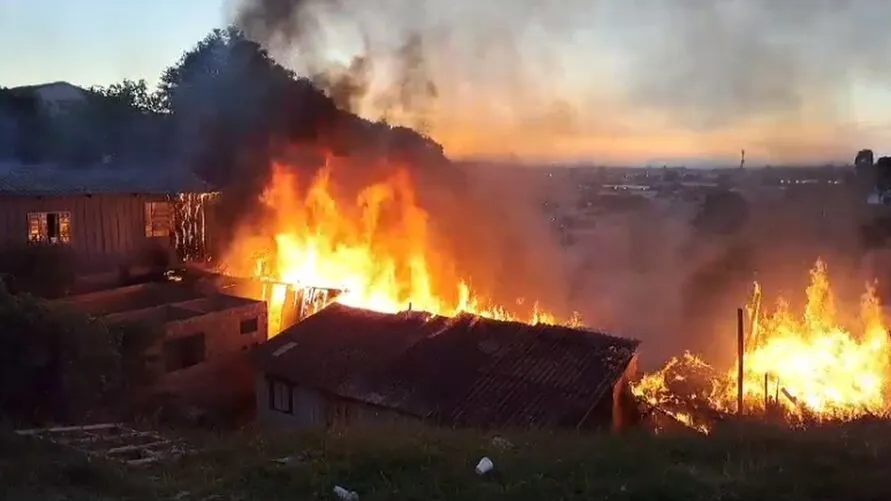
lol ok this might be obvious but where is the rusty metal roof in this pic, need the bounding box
[252,303,445,394]
[253,303,640,429]
[0,163,213,195]
[443,325,640,428]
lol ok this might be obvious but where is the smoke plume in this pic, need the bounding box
[235,0,891,164]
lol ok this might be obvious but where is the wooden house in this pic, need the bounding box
[0,164,214,278]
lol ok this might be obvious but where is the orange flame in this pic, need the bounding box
[633,259,891,430]
[221,155,578,335]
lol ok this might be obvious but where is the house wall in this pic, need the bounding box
[254,374,415,429]
[575,353,640,432]
[146,299,268,407]
[612,354,641,431]
[0,193,176,273]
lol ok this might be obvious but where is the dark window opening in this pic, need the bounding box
[163,332,206,373]
[268,377,293,414]
[240,317,259,335]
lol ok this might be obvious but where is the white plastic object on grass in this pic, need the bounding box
[475,456,494,475]
[333,485,359,500]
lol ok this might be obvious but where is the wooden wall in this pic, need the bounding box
[0,193,175,273]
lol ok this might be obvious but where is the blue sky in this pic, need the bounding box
[0,0,228,88]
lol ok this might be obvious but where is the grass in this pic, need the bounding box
[3,421,891,501]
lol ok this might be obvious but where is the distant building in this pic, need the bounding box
[252,303,641,431]
[7,81,89,116]
[0,163,215,277]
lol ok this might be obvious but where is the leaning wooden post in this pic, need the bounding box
[763,373,769,415]
[737,307,745,417]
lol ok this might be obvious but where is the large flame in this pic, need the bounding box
[634,259,891,431]
[221,156,577,334]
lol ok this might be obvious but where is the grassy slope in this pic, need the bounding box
[3,421,891,501]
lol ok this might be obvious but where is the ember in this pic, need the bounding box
[220,154,580,336]
[634,259,891,431]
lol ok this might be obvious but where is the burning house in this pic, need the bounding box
[187,271,343,336]
[0,164,215,284]
[252,303,640,431]
[52,281,266,410]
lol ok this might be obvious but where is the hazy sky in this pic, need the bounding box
[2,0,891,164]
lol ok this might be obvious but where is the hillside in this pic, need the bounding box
[3,421,891,501]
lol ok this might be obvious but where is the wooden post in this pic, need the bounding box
[763,373,769,414]
[737,307,745,417]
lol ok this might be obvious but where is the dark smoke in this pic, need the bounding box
[236,0,438,130]
[235,0,335,51]
[237,0,891,163]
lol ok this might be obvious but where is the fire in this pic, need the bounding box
[634,259,891,430]
[222,155,576,334]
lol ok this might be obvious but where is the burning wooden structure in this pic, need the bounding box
[633,259,891,434]
[179,266,343,335]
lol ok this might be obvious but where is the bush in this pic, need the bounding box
[0,243,77,298]
[0,282,162,424]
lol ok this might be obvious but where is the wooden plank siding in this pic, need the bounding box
[0,194,176,273]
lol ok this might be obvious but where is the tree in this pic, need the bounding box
[0,87,50,163]
[76,79,170,164]
[0,282,162,423]
[92,79,163,114]
[156,27,317,184]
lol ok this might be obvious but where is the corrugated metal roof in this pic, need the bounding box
[0,164,214,195]
[444,328,639,428]
[252,303,441,393]
[253,303,640,429]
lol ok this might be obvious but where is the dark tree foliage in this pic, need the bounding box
[157,27,341,184]
[0,80,169,165]
[0,243,78,299]
[855,149,875,167]
[0,87,49,163]
[0,282,162,424]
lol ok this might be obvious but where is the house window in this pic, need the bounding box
[144,201,173,238]
[268,377,293,414]
[27,211,71,244]
[240,317,259,335]
[162,332,206,373]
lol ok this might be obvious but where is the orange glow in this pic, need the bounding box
[633,259,891,431]
[221,154,578,335]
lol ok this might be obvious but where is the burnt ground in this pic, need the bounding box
[2,420,890,501]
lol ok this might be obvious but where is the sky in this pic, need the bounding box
[2,0,891,165]
[0,0,228,88]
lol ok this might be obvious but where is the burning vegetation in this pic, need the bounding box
[218,153,579,335]
[634,259,891,433]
